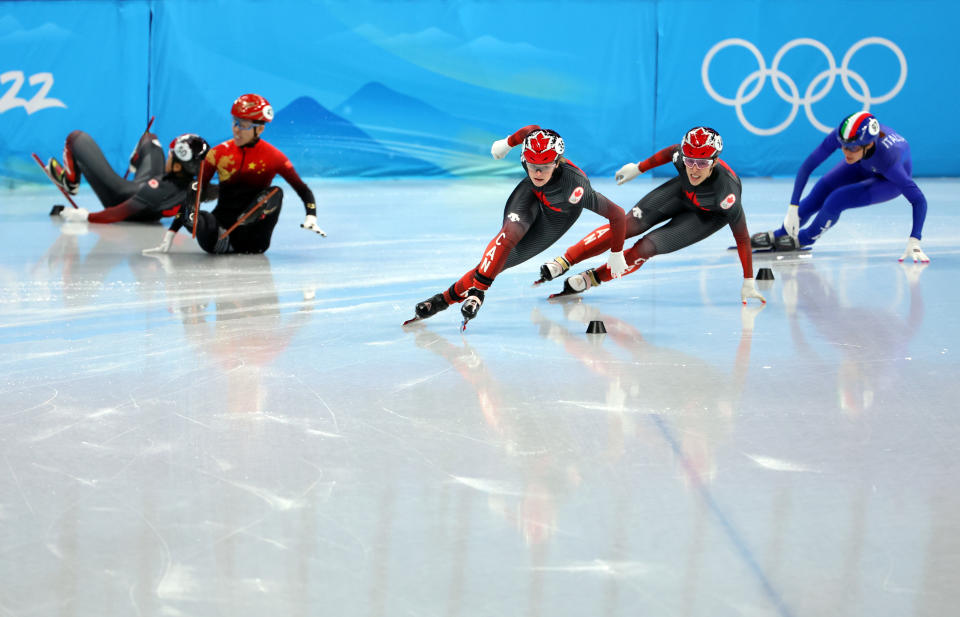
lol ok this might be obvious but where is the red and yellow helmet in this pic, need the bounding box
[231,93,274,123]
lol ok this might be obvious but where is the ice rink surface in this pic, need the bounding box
[1,175,958,617]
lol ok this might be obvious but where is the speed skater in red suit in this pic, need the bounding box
[538,126,766,305]
[143,93,325,255]
[410,125,629,328]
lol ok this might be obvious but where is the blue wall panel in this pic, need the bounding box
[0,0,953,181]
[0,1,149,179]
[148,0,657,178]
[657,0,958,177]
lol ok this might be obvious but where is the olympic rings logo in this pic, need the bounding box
[702,37,907,135]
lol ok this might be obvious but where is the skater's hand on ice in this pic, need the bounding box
[615,163,640,185]
[300,214,327,237]
[491,137,512,160]
[59,207,89,222]
[741,278,766,305]
[142,230,175,254]
[783,204,800,239]
[898,237,929,263]
[607,250,628,278]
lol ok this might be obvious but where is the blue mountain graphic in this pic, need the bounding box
[334,82,505,175]
[269,96,447,177]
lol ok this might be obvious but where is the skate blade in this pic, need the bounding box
[31,153,80,209]
[548,290,581,300]
[402,316,423,326]
[729,245,811,253]
[531,277,546,287]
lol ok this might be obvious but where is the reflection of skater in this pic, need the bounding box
[45,130,210,224]
[32,223,173,308]
[783,261,925,416]
[752,111,930,262]
[411,125,628,328]
[145,93,324,255]
[162,254,315,413]
[532,302,760,486]
[539,127,765,304]
[410,325,582,546]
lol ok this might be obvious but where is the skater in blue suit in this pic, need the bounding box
[752,111,929,262]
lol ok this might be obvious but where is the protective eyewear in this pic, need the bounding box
[232,119,258,131]
[839,143,863,153]
[527,162,557,173]
[682,157,715,169]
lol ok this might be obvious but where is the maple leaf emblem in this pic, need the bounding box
[531,132,550,152]
[690,128,708,147]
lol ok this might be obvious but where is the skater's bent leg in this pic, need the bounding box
[66,130,137,207]
[774,162,869,237]
[194,212,232,254]
[226,193,283,254]
[563,224,615,265]
[797,179,901,246]
[129,132,165,182]
[562,200,659,267]
[415,213,530,320]
[594,211,724,282]
[447,222,525,301]
[593,237,657,282]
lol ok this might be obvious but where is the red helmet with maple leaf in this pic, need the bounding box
[231,93,274,123]
[681,126,723,159]
[521,129,565,165]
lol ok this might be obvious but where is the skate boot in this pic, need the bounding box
[552,269,601,298]
[46,158,79,195]
[460,289,484,321]
[460,289,484,330]
[538,255,571,283]
[415,293,450,320]
[774,234,799,251]
[750,230,774,250]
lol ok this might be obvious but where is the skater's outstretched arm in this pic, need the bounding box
[589,193,628,277]
[730,217,754,280]
[490,125,542,159]
[731,217,764,304]
[790,133,836,205]
[881,162,928,242]
[615,144,677,184]
[275,156,324,235]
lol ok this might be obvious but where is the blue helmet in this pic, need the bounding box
[837,111,880,148]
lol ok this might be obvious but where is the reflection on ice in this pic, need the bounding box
[1,178,959,616]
